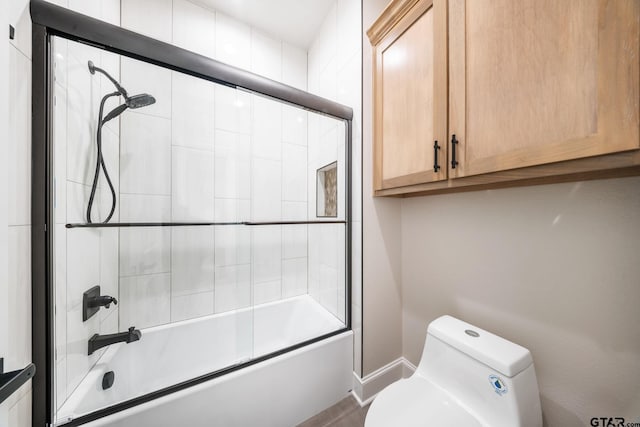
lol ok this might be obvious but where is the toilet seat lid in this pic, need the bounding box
[365,377,483,427]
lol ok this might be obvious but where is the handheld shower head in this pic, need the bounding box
[101,94,156,124]
[126,94,156,109]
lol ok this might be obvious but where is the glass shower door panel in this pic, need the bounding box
[52,37,256,423]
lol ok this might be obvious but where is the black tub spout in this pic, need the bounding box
[88,327,142,355]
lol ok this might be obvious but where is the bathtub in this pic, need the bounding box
[57,295,353,426]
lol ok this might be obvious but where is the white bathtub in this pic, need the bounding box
[57,295,352,426]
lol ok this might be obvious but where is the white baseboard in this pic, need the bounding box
[351,358,416,406]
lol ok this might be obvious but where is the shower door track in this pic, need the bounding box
[30,1,353,425]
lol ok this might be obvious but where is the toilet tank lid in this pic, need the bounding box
[427,315,533,378]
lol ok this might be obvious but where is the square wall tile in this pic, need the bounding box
[173,0,216,59]
[215,13,251,71]
[171,227,215,296]
[171,292,214,322]
[215,85,251,134]
[120,112,171,195]
[215,264,251,313]
[119,273,171,329]
[214,130,251,200]
[250,30,281,81]
[172,146,214,221]
[8,47,31,226]
[172,72,215,151]
[121,0,173,43]
[283,258,307,298]
[120,57,172,119]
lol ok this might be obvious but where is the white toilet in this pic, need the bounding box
[365,315,542,427]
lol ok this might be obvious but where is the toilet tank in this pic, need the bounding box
[415,316,542,427]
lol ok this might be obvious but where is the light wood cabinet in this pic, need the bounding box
[368,0,640,197]
[368,0,447,190]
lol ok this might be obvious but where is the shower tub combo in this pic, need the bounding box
[30,1,354,426]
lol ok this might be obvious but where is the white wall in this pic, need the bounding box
[0,0,9,423]
[401,177,640,426]
[307,0,362,374]
[361,0,404,378]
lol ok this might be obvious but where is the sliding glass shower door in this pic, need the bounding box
[48,34,350,425]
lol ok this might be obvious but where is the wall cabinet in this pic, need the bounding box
[368,0,640,196]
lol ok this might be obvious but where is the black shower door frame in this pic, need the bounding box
[30,1,353,425]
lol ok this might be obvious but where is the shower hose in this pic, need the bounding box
[86,91,119,224]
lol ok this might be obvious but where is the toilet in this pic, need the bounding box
[365,315,542,427]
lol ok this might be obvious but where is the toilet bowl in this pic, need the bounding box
[365,316,542,427]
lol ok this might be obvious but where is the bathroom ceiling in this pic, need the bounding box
[193,0,335,48]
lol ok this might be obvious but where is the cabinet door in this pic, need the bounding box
[449,0,640,178]
[370,0,447,190]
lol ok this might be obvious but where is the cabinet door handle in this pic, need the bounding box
[433,140,440,172]
[451,134,459,169]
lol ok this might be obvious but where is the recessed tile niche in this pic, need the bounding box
[316,161,338,217]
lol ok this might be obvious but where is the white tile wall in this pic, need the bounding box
[172,0,216,58]
[215,85,252,134]
[250,30,282,81]
[66,229,101,309]
[171,72,215,151]
[171,146,215,221]
[214,130,251,200]
[282,43,308,91]
[120,112,172,195]
[215,13,251,71]
[171,227,215,297]
[252,95,282,161]
[214,264,251,313]
[121,0,173,43]
[8,47,31,226]
[120,58,172,119]
[119,274,171,329]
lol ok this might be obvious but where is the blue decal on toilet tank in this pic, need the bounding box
[488,375,508,396]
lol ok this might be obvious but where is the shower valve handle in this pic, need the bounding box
[90,295,118,309]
